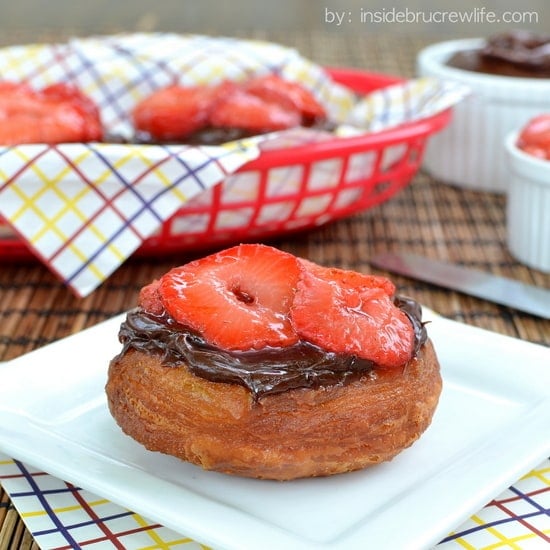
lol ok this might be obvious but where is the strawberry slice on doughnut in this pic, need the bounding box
[158,244,301,351]
[138,278,164,316]
[290,261,414,367]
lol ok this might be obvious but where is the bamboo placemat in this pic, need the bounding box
[0,27,549,549]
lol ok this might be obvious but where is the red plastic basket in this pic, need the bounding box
[0,68,451,260]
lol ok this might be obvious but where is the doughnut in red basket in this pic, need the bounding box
[106,244,442,480]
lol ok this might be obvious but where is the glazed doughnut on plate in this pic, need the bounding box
[106,244,442,480]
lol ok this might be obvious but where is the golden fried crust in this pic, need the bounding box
[105,340,442,480]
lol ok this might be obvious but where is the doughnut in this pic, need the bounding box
[106,244,442,480]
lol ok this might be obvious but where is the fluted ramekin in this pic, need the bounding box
[418,39,550,193]
[505,131,550,272]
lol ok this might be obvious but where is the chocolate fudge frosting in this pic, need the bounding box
[447,30,550,78]
[114,296,428,400]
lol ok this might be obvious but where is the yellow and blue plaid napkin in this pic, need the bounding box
[0,141,259,297]
[0,453,548,549]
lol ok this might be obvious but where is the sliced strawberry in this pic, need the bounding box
[519,144,548,160]
[133,85,218,140]
[517,114,550,160]
[0,82,30,95]
[290,261,414,367]
[138,279,164,316]
[41,83,103,142]
[245,75,326,125]
[209,87,301,133]
[298,259,397,297]
[158,244,301,351]
[0,81,102,144]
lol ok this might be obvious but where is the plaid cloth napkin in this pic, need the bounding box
[0,140,259,297]
[1,454,548,549]
[0,34,468,297]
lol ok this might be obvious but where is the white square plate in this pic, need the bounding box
[0,310,549,550]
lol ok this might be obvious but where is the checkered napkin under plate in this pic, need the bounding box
[1,454,548,549]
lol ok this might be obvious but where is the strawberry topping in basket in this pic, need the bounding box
[154,244,415,367]
[0,81,102,145]
[209,87,302,132]
[132,85,219,141]
[132,75,327,142]
[244,75,326,125]
[290,261,414,367]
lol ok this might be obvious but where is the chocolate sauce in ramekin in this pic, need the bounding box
[447,30,550,78]
[114,296,427,401]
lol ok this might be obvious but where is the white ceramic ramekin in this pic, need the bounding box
[417,39,550,193]
[505,131,550,272]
